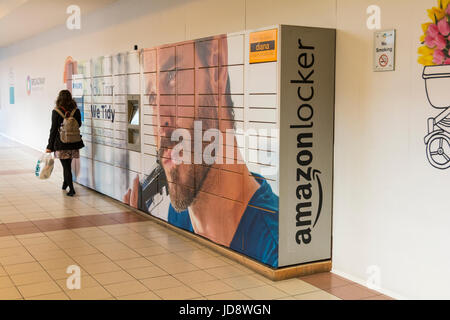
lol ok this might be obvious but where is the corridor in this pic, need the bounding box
[0,136,390,300]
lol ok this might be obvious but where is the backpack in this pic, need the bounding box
[54,107,81,143]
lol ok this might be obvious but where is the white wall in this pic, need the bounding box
[333,0,450,300]
[0,0,448,299]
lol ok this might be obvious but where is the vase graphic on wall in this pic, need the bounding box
[418,0,450,170]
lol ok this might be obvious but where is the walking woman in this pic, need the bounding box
[46,90,84,196]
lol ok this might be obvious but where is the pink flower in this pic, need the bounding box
[425,35,436,48]
[445,58,450,65]
[427,23,439,38]
[435,34,447,50]
[433,49,446,64]
[438,19,450,36]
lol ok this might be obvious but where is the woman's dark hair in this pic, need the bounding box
[56,90,77,112]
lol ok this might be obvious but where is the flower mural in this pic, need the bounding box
[418,0,450,65]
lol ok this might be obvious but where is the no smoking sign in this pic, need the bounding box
[379,54,389,67]
[374,30,396,72]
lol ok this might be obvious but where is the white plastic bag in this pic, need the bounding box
[35,153,54,180]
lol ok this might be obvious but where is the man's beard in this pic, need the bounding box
[160,149,210,213]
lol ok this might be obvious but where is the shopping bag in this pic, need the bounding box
[35,153,55,180]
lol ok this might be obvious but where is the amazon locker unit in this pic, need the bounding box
[69,25,335,269]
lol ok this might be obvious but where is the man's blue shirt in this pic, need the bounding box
[168,173,279,267]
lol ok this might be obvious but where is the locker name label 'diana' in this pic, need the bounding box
[249,29,278,64]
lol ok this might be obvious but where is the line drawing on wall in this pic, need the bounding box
[422,65,450,170]
[418,1,450,170]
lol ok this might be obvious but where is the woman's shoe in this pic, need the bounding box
[62,182,68,190]
[67,190,76,197]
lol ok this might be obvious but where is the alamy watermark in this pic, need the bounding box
[366,5,381,30]
[66,265,81,290]
[66,5,81,30]
[169,121,279,176]
[366,265,381,291]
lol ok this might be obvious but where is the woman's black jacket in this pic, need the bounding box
[47,108,85,152]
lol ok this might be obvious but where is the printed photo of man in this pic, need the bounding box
[124,35,279,267]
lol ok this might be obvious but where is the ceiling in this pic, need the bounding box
[0,0,118,48]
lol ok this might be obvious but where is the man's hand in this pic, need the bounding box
[123,175,140,209]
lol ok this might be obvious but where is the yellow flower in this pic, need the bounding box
[422,22,432,34]
[418,54,435,66]
[420,34,426,42]
[439,0,450,9]
[418,45,435,55]
[428,6,446,22]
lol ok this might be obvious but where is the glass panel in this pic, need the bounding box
[128,99,139,125]
[128,128,140,145]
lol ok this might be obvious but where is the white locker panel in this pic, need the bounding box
[113,104,127,113]
[143,154,158,175]
[248,62,277,94]
[91,57,104,77]
[143,134,157,146]
[128,150,141,173]
[248,108,277,123]
[143,144,157,156]
[76,157,94,188]
[227,94,244,107]
[115,113,127,123]
[114,148,127,168]
[113,53,127,75]
[143,125,156,135]
[114,122,127,131]
[83,80,92,96]
[79,61,91,78]
[104,120,114,130]
[225,65,244,94]
[246,121,277,130]
[249,94,278,109]
[127,51,140,74]
[114,96,127,104]
[93,160,114,197]
[72,75,84,97]
[143,115,154,126]
[114,131,126,140]
[113,75,127,95]
[225,34,244,66]
[112,166,130,201]
[103,56,112,76]
[80,141,92,158]
[127,74,140,94]
[230,108,244,121]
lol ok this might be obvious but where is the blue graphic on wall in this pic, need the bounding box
[74,96,84,123]
[9,87,15,105]
[422,65,450,170]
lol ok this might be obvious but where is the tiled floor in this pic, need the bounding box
[0,135,393,300]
